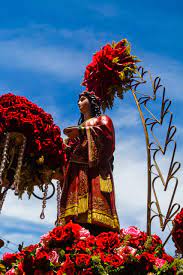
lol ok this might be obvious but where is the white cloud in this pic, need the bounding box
[112,104,140,129]
[0,39,87,81]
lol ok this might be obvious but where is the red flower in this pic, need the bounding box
[2,252,21,266]
[57,254,75,275]
[172,208,183,253]
[162,252,174,263]
[24,243,39,253]
[49,221,82,247]
[34,248,50,268]
[61,220,82,241]
[75,254,91,267]
[96,232,120,252]
[100,253,124,268]
[82,39,139,110]
[0,93,65,171]
[137,252,156,271]
[49,226,63,243]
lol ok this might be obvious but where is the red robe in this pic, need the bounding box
[59,115,120,231]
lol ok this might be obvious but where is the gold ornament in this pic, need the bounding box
[36,155,44,165]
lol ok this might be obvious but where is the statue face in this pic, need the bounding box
[78,96,91,114]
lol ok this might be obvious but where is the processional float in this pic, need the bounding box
[0,39,182,257]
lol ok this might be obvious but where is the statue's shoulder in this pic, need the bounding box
[89,115,112,125]
[98,115,113,125]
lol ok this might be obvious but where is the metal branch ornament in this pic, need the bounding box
[82,39,181,249]
[131,67,181,244]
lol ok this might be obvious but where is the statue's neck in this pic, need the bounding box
[84,112,92,121]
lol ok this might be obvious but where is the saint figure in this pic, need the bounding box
[59,91,119,234]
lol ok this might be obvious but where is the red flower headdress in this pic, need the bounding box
[82,39,140,111]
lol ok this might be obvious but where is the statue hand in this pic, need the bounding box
[63,127,79,138]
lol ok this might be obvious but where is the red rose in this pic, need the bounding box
[137,252,156,271]
[34,248,50,268]
[2,252,21,266]
[61,221,82,241]
[75,254,91,267]
[49,226,63,242]
[72,240,87,252]
[100,253,124,268]
[22,253,34,274]
[162,252,174,263]
[57,254,75,275]
[96,232,120,252]
[24,243,38,253]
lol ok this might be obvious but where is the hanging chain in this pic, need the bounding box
[40,181,49,219]
[0,133,11,213]
[0,133,10,186]
[13,136,26,195]
[0,192,7,214]
[55,180,61,226]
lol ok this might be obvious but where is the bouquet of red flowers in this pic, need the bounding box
[82,39,139,111]
[0,222,179,275]
[172,208,183,254]
[0,93,65,197]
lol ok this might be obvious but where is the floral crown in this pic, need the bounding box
[82,38,140,111]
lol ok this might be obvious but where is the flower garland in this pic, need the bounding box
[82,39,139,111]
[172,208,183,255]
[0,93,65,197]
[0,221,181,274]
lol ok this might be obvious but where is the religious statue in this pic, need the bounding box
[58,91,120,234]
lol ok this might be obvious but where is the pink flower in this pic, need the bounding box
[5,268,16,274]
[48,250,59,264]
[155,258,167,268]
[79,228,90,240]
[40,232,50,247]
[121,226,141,239]
[115,245,137,260]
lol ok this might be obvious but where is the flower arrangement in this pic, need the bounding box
[0,221,181,275]
[172,208,183,255]
[82,39,139,111]
[0,93,65,198]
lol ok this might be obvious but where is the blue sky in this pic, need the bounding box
[0,0,183,256]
